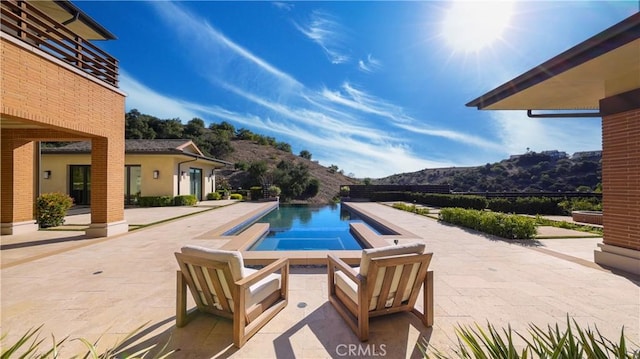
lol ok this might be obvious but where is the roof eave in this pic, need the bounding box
[466,12,640,110]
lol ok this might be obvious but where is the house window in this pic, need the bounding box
[189,168,202,201]
[125,165,141,205]
[69,165,91,205]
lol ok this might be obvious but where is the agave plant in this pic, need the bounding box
[1,323,174,359]
[419,316,639,359]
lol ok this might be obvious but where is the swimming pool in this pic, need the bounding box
[242,204,386,251]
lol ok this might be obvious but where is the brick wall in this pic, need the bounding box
[601,108,640,251]
[1,37,126,228]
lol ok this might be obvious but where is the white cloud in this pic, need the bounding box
[120,70,200,122]
[358,54,382,73]
[490,111,602,155]
[272,2,293,11]
[293,10,350,64]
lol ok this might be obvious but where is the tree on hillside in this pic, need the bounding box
[299,150,312,160]
[125,109,156,139]
[184,118,206,139]
[150,118,183,139]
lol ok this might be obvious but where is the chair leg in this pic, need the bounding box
[425,270,434,327]
[176,271,188,327]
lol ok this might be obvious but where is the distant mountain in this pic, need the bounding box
[373,151,602,193]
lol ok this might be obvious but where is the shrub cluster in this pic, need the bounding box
[36,192,74,228]
[392,203,430,215]
[558,197,602,213]
[139,195,199,207]
[229,193,243,200]
[439,208,537,239]
[487,197,563,215]
[173,195,197,206]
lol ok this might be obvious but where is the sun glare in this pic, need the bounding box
[441,1,514,53]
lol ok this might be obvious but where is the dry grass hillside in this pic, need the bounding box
[218,140,360,204]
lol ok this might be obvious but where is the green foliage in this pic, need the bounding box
[328,164,339,173]
[275,141,292,153]
[439,208,537,239]
[229,193,243,200]
[138,196,173,207]
[299,150,312,160]
[421,317,639,359]
[1,324,174,359]
[206,192,221,200]
[173,195,197,206]
[487,197,563,215]
[340,186,350,196]
[535,216,603,236]
[248,161,268,186]
[273,161,315,200]
[36,192,73,228]
[558,197,602,214]
[304,178,320,198]
[216,177,231,191]
[392,203,430,215]
[235,161,249,171]
[268,185,281,197]
[397,193,488,210]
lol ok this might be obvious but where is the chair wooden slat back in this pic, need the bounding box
[328,244,434,342]
[175,246,289,348]
[176,252,237,319]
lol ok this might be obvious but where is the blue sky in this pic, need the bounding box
[79,1,638,178]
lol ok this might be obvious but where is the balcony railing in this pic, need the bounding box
[1,0,118,87]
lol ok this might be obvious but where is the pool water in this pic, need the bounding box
[247,204,380,251]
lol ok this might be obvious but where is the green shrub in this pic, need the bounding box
[558,197,602,214]
[392,202,430,215]
[36,192,73,228]
[174,195,197,206]
[138,196,173,207]
[268,185,281,197]
[206,192,221,200]
[488,197,564,215]
[439,208,536,239]
[421,316,639,359]
[230,193,243,200]
[340,186,350,196]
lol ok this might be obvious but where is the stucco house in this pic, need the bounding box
[1,0,126,237]
[467,13,640,275]
[41,139,231,205]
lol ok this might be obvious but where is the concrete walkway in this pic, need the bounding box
[1,202,638,358]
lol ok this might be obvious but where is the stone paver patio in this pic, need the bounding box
[1,202,638,358]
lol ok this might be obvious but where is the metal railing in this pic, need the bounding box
[1,0,118,87]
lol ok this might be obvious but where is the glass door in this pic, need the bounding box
[124,165,141,205]
[189,168,202,200]
[69,165,91,205]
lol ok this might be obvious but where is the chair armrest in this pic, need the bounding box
[328,253,361,283]
[236,257,289,289]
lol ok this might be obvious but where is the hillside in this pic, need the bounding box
[373,151,602,193]
[219,140,360,204]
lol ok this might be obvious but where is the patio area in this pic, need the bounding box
[1,202,638,358]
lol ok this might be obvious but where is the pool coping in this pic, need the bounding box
[202,202,420,266]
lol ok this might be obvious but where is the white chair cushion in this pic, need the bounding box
[243,268,282,309]
[359,242,425,275]
[181,245,244,281]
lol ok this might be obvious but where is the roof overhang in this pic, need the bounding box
[466,12,640,111]
[30,0,116,40]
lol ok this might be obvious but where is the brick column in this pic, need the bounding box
[86,137,128,237]
[1,137,38,235]
[595,89,640,275]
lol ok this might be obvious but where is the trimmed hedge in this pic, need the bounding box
[174,195,197,206]
[439,207,537,239]
[487,197,563,215]
[138,196,173,207]
[230,193,243,200]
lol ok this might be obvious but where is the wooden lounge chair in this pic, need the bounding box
[175,245,289,348]
[327,242,434,341]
